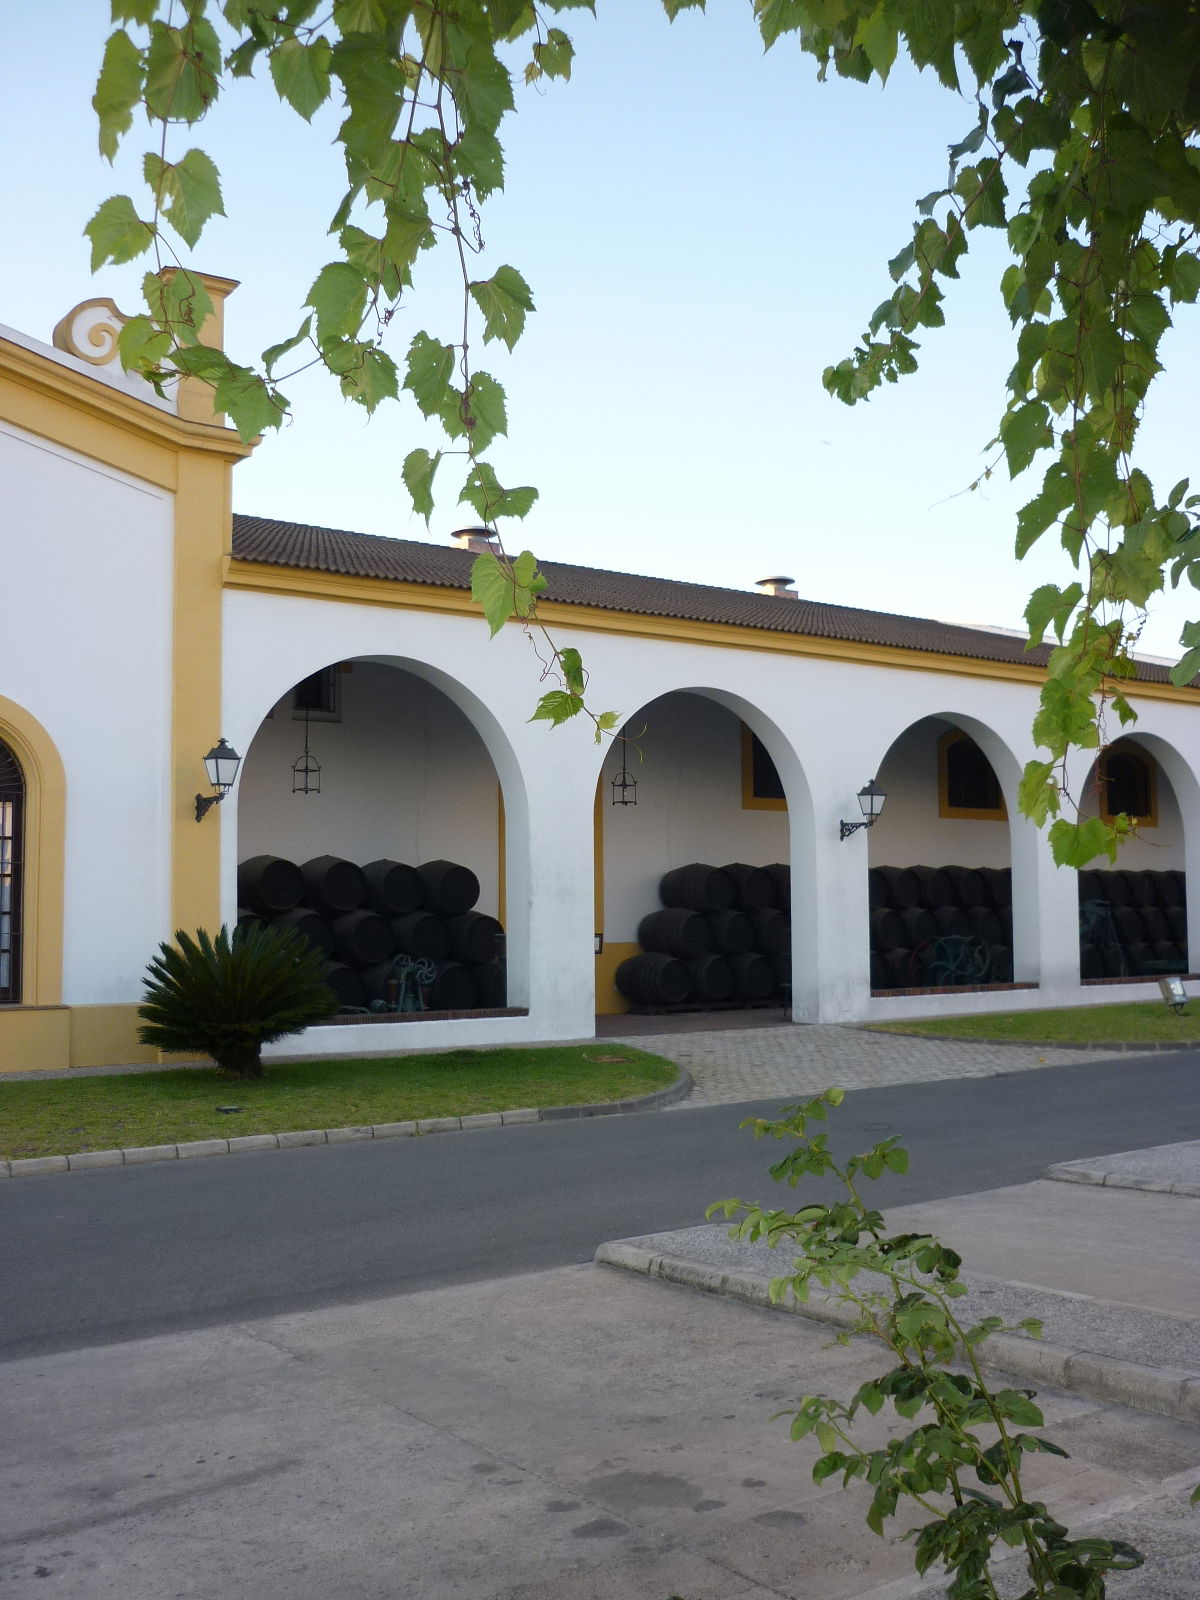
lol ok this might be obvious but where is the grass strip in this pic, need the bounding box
[868,1000,1200,1045]
[0,1045,678,1160]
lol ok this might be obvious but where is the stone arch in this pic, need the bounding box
[0,696,66,1006]
[592,684,817,1018]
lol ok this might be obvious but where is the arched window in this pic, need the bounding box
[0,740,24,1004]
[938,731,1006,820]
[1100,743,1157,825]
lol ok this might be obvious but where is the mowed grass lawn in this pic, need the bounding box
[869,1000,1200,1045]
[0,1046,678,1161]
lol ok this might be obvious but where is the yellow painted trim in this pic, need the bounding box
[225,560,1200,704]
[937,729,1008,821]
[1099,742,1158,827]
[0,697,66,1008]
[497,783,507,925]
[0,1006,70,1072]
[68,1005,161,1068]
[741,722,787,811]
[595,942,639,1015]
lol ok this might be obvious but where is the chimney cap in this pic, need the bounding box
[451,525,499,553]
[756,575,798,597]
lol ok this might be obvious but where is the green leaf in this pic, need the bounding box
[116,313,173,373]
[269,35,333,120]
[85,194,154,270]
[459,461,538,521]
[306,262,368,342]
[262,316,314,375]
[470,264,535,351]
[404,331,456,418]
[144,17,223,123]
[145,147,225,248]
[402,447,442,523]
[1000,400,1053,477]
[558,646,585,694]
[530,690,586,727]
[471,548,515,637]
[594,710,620,743]
[1049,815,1119,868]
[338,344,399,410]
[111,0,156,21]
[93,29,144,162]
[462,372,508,451]
[1025,581,1083,647]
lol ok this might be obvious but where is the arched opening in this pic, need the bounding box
[234,658,514,1019]
[868,716,1017,993]
[1076,738,1190,982]
[0,738,24,1005]
[593,689,811,1018]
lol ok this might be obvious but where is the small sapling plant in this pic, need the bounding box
[709,1088,1144,1598]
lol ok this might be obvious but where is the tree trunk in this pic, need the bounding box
[216,1043,264,1079]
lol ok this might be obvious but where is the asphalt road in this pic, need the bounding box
[3,1051,1198,1360]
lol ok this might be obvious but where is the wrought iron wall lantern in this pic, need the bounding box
[292,707,321,795]
[195,739,241,822]
[611,763,638,806]
[839,779,886,840]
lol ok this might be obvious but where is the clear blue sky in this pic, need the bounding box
[3,5,1197,658]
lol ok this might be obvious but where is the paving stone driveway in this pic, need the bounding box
[603,1022,1114,1105]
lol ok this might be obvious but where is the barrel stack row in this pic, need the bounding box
[868,864,1014,991]
[616,861,791,1010]
[237,853,507,1012]
[1078,868,1189,978]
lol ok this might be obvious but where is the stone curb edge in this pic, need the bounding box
[860,1028,1200,1054]
[1045,1161,1200,1197]
[595,1241,1200,1427]
[0,1068,693,1179]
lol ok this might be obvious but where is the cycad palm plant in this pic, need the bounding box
[138,922,339,1078]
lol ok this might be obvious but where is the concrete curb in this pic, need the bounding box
[0,1068,692,1179]
[595,1241,1200,1426]
[1046,1160,1200,1196]
[861,1027,1200,1053]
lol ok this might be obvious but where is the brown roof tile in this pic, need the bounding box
[230,514,1182,685]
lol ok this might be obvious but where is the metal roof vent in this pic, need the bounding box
[756,575,798,598]
[451,525,499,554]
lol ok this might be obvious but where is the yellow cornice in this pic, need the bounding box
[225,557,1200,705]
[0,333,255,470]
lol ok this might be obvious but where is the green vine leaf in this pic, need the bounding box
[144,147,224,248]
[93,29,145,161]
[268,35,333,121]
[469,265,535,351]
[85,194,155,270]
[529,690,585,727]
[402,447,442,523]
[305,261,369,343]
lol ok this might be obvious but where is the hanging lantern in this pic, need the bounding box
[292,709,321,795]
[610,763,638,806]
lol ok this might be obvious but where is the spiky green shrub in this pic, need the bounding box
[137,923,339,1079]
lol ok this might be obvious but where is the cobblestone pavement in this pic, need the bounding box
[603,1022,1118,1105]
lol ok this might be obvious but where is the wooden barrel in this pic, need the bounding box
[943,865,986,908]
[418,860,480,916]
[319,960,365,1009]
[1141,905,1169,944]
[425,960,477,1010]
[362,859,423,917]
[749,908,789,955]
[472,959,508,1007]
[874,866,921,909]
[1118,869,1156,909]
[616,952,690,1006]
[1077,869,1105,904]
[1102,871,1132,907]
[869,907,906,950]
[884,948,916,987]
[931,905,969,939]
[237,855,303,915]
[684,953,735,1003]
[1080,941,1106,979]
[900,907,937,947]
[1168,905,1188,942]
[1124,940,1153,975]
[867,868,891,909]
[331,910,394,967]
[1153,940,1187,972]
[720,862,773,911]
[1103,944,1128,978]
[1167,870,1187,908]
[764,863,790,910]
[1148,870,1182,908]
[391,911,450,961]
[639,908,713,959]
[445,911,503,965]
[870,950,888,988]
[979,866,1012,908]
[1113,906,1145,945]
[966,905,1003,945]
[988,944,1014,982]
[359,962,398,1005]
[301,855,367,916]
[771,948,791,988]
[707,909,753,956]
[658,863,735,912]
[236,910,264,934]
[911,866,954,908]
[268,908,335,958]
[730,951,775,1000]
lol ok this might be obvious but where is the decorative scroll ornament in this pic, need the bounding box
[51,299,129,368]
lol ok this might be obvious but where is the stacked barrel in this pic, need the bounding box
[236,854,506,1012]
[869,865,1013,991]
[1078,869,1188,978]
[616,861,791,1011]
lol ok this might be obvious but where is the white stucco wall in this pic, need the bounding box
[1,418,173,1003]
[868,716,1012,870]
[237,662,502,918]
[599,693,788,942]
